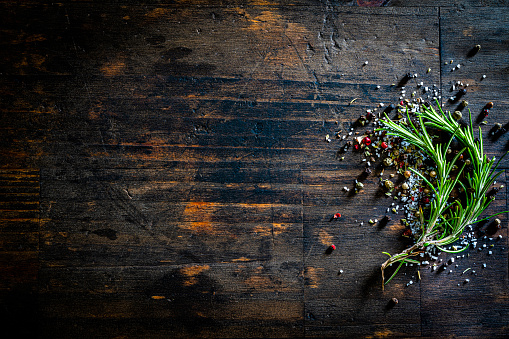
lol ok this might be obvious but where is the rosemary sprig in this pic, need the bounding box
[378,100,507,287]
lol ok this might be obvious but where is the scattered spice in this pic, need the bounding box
[378,99,508,287]
[328,67,507,290]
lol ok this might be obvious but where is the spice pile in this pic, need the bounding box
[330,68,506,287]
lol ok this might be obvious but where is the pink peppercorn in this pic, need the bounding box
[325,244,336,255]
[363,137,372,146]
[381,142,388,149]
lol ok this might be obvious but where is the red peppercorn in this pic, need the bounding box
[363,137,372,146]
[411,196,415,201]
[333,213,341,219]
[381,142,388,149]
[422,197,430,204]
[325,244,336,255]
[354,144,359,150]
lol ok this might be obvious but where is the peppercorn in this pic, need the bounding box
[472,44,481,55]
[457,88,467,99]
[429,170,437,178]
[325,244,336,255]
[487,186,500,200]
[356,181,364,190]
[486,102,494,109]
[401,183,409,190]
[384,180,395,191]
[422,197,430,204]
[384,104,396,113]
[452,111,462,120]
[381,141,388,149]
[357,115,367,126]
[494,123,509,139]
[404,170,411,178]
[363,137,372,146]
[460,100,468,108]
[383,158,393,167]
[402,229,412,237]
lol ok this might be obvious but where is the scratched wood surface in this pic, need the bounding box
[1,2,508,338]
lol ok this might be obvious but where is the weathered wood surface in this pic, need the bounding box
[1,2,508,338]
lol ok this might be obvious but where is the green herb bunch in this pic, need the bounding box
[378,101,507,287]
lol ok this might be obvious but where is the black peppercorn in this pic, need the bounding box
[456,89,467,99]
[487,187,500,200]
[384,104,396,113]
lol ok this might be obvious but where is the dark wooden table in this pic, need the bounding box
[1,1,509,338]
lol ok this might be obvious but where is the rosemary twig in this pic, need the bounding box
[378,100,508,288]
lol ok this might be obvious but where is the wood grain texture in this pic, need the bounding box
[0,169,40,337]
[1,1,508,338]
